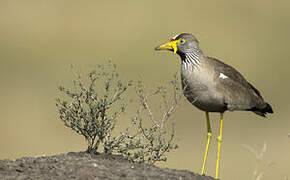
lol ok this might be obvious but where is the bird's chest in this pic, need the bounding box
[181,68,225,112]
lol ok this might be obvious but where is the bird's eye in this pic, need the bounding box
[179,39,186,44]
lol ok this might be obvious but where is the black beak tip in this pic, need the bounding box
[154,46,161,51]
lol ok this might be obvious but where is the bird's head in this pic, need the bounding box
[155,33,200,55]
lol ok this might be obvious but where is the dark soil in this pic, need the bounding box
[0,152,215,180]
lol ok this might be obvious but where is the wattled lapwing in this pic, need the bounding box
[155,33,273,179]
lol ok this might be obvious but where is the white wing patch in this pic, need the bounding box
[219,73,228,79]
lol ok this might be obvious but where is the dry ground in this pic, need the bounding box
[0,152,216,180]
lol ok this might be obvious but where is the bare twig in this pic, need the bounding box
[242,142,274,180]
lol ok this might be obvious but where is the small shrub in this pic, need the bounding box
[56,62,181,164]
[56,62,131,153]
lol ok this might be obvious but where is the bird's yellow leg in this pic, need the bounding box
[215,113,224,179]
[201,112,212,175]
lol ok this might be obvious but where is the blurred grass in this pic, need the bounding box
[0,0,290,179]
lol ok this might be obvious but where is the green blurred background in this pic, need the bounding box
[0,0,289,179]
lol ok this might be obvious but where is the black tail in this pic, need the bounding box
[264,103,273,113]
[253,103,273,117]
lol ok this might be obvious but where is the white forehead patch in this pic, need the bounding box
[172,33,181,40]
[219,73,228,79]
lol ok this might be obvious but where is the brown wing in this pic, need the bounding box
[207,57,265,111]
[207,57,249,87]
[247,82,263,99]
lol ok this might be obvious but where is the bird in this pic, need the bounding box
[154,33,273,179]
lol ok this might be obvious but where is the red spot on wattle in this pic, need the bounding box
[170,38,175,41]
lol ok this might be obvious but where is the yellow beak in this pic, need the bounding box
[155,40,179,54]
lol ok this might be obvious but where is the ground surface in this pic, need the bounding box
[0,152,216,180]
